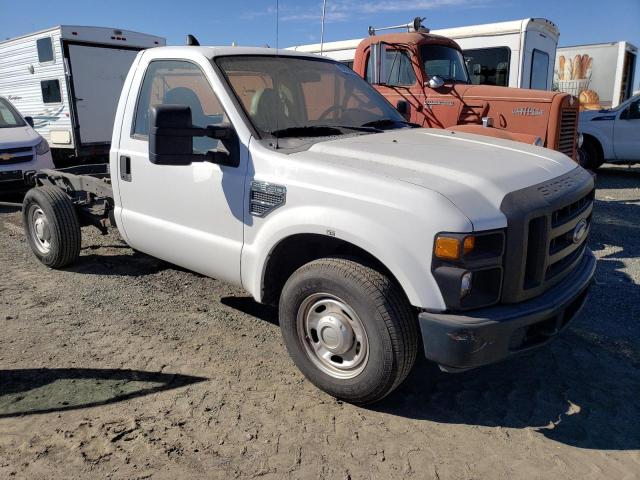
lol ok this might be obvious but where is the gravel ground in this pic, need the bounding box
[0,165,639,479]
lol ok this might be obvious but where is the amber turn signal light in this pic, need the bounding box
[435,235,475,260]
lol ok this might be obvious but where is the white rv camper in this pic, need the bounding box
[288,18,559,90]
[0,26,165,162]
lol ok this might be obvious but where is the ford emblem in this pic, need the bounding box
[573,219,588,244]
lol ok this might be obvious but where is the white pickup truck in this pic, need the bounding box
[20,45,596,404]
[578,93,640,170]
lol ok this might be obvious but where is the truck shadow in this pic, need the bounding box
[372,320,639,451]
[0,368,206,419]
[67,250,168,277]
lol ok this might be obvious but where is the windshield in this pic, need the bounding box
[0,98,26,128]
[420,45,470,84]
[215,55,408,138]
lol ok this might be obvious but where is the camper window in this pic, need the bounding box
[37,37,55,63]
[463,47,510,87]
[40,80,62,104]
[530,49,549,90]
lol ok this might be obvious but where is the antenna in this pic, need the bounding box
[320,0,327,55]
[275,0,280,150]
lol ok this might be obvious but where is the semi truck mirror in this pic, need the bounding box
[24,116,34,127]
[427,75,445,89]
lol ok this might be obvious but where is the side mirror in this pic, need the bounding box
[427,75,445,89]
[24,116,34,127]
[396,100,409,115]
[149,104,238,167]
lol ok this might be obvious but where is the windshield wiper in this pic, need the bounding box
[269,124,380,138]
[269,126,343,138]
[361,118,419,129]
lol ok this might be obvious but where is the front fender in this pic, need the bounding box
[241,203,471,310]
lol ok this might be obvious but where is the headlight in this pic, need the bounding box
[432,231,505,310]
[577,132,584,148]
[35,138,50,155]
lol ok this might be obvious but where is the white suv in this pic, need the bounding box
[0,96,54,193]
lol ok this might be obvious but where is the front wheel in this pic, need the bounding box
[577,138,604,171]
[279,257,419,404]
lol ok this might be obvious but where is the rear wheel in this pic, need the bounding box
[22,186,81,268]
[279,257,419,404]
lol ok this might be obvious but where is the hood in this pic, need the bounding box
[295,128,578,230]
[0,126,41,149]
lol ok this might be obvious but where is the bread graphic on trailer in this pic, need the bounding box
[559,56,566,80]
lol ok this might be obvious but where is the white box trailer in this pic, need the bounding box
[554,41,637,109]
[288,18,559,90]
[0,26,165,162]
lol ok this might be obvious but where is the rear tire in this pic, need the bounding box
[22,186,81,268]
[279,257,419,404]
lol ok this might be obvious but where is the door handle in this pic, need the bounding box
[120,155,132,182]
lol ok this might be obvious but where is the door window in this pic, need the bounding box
[530,49,550,90]
[463,47,511,86]
[132,60,228,153]
[365,49,416,86]
[40,79,62,103]
[626,99,640,119]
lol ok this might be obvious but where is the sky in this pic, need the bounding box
[1,0,639,86]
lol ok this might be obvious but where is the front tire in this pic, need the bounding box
[577,137,604,171]
[279,257,418,404]
[22,186,81,268]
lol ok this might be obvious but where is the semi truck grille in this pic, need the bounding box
[557,108,578,158]
[500,168,594,303]
[0,146,34,165]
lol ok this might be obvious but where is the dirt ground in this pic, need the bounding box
[1,165,639,479]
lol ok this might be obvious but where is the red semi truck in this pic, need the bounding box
[293,19,582,162]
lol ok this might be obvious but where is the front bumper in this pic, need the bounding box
[419,248,596,371]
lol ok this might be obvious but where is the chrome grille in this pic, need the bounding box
[558,108,578,157]
[0,146,34,165]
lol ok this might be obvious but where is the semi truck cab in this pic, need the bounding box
[351,23,580,160]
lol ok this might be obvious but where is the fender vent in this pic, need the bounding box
[250,181,286,217]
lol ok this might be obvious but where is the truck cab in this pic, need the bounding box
[353,30,580,159]
[21,45,596,405]
[578,93,640,169]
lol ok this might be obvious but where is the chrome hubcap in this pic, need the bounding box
[30,206,51,254]
[297,294,369,379]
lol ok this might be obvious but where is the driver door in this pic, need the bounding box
[115,59,246,285]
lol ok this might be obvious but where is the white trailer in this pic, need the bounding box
[288,18,559,90]
[0,26,165,162]
[554,41,637,109]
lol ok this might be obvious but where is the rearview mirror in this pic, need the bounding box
[149,104,238,167]
[24,116,34,127]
